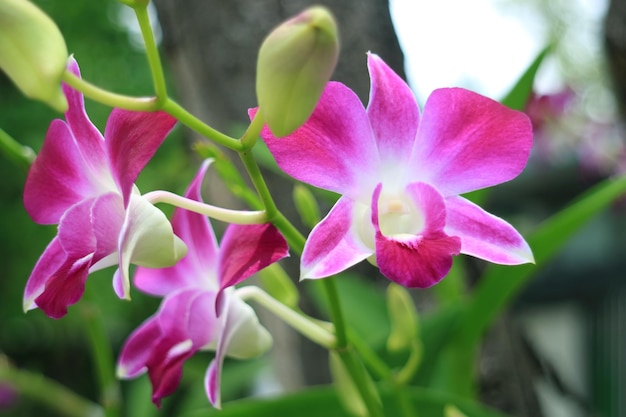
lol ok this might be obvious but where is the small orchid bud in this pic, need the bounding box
[256,6,339,137]
[0,0,68,112]
[293,184,321,229]
[386,283,419,352]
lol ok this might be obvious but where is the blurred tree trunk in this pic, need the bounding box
[605,0,626,121]
[152,0,405,390]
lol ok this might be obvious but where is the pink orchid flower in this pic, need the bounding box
[23,57,186,318]
[253,53,534,288]
[117,161,289,408]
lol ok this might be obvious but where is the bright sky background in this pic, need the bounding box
[389,0,547,102]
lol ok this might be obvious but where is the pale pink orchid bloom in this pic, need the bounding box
[23,57,186,318]
[253,53,534,288]
[117,161,289,408]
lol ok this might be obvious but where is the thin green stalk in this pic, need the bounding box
[79,296,121,417]
[162,98,242,150]
[348,330,392,380]
[144,190,267,224]
[0,358,104,417]
[0,128,35,168]
[62,71,159,111]
[336,349,385,417]
[236,115,384,417]
[236,286,336,348]
[133,4,167,103]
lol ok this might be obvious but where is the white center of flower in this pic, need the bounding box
[355,189,426,250]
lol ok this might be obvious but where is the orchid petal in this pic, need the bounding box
[134,161,218,296]
[444,196,534,264]
[104,109,176,207]
[117,195,187,299]
[411,88,533,196]
[148,338,194,407]
[33,253,93,319]
[24,120,98,224]
[218,223,289,291]
[90,193,125,260]
[23,237,65,312]
[301,196,374,279]
[205,294,271,409]
[117,318,161,378]
[30,199,101,318]
[255,81,380,200]
[366,53,420,166]
[62,58,108,178]
[372,183,461,288]
[374,233,461,288]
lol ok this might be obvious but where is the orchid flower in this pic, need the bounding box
[23,57,186,318]
[117,160,289,408]
[254,53,534,288]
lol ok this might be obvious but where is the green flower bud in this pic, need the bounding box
[256,6,339,137]
[293,184,321,229]
[0,0,68,112]
[386,283,419,352]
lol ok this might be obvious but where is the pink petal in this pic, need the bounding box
[23,237,65,311]
[62,58,109,178]
[372,183,461,288]
[374,233,461,288]
[218,223,289,290]
[33,254,93,319]
[205,294,272,409]
[90,193,125,260]
[135,160,219,296]
[301,196,374,279]
[255,81,380,200]
[117,195,187,299]
[24,120,97,224]
[147,338,194,407]
[410,88,533,196]
[444,196,534,264]
[104,109,177,207]
[366,53,420,166]
[117,318,161,378]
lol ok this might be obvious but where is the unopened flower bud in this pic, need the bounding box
[0,0,68,112]
[256,6,339,137]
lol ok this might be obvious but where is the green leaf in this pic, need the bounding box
[500,44,551,111]
[181,385,513,417]
[459,174,626,347]
[306,273,390,347]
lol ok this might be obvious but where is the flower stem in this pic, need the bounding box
[162,98,242,150]
[79,296,121,417]
[236,113,384,417]
[61,71,159,111]
[143,190,267,224]
[236,286,336,348]
[0,128,35,169]
[0,356,104,417]
[133,3,167,104]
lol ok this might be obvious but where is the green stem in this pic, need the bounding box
[236,286,336,348]
[62,71,159,111]
[133,3,168,103]
[336,349,385,417]
[162,98,242,150]
[0,128,35,168]
[235,114,383,416]
[79,296,121,417]
[348,330,392,380]
[0,357,104,417]
[143,190,267,224]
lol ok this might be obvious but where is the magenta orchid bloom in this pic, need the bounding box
[23,57,186,318]
[253,53,534,288]
[117,160,289,408]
